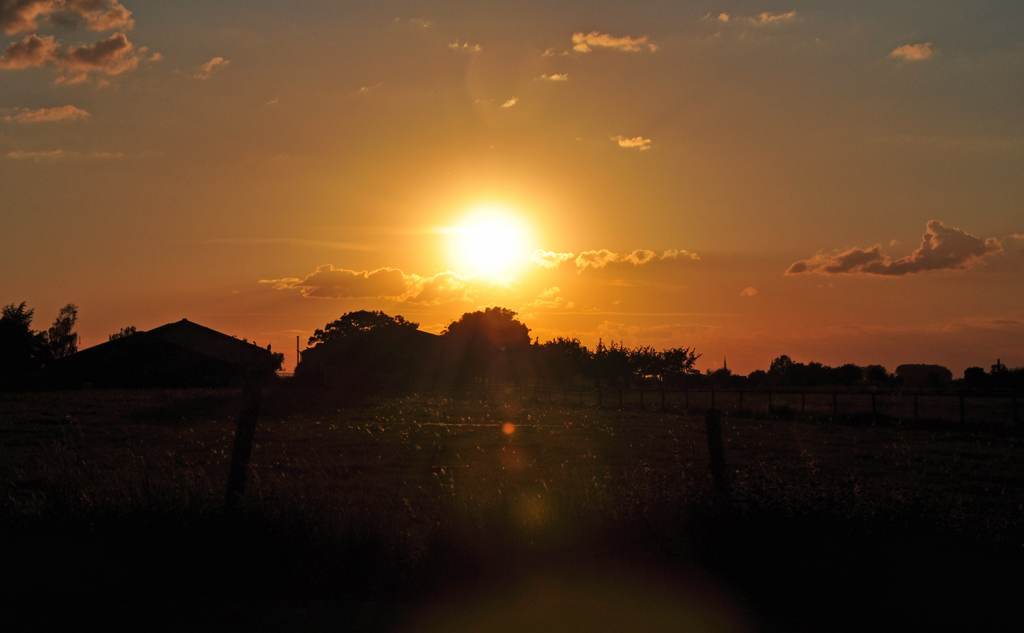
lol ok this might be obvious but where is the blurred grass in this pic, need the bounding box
[2,387,1023,631]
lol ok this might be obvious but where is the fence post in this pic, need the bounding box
[704,408,729,497]
[801,391,806,413]
[598,385,602,408]
[711,386,716,410]
[685,388,690,411]
[618,388,623,408]
[914,393,919,419]
[738,391,744,414]
[640,389,644,409]
[1013,394,1019,426]
[225,377,263,514]
[960,393,966,424]
[871,392,877,416]
[833,392,838,417]
[768,390,773,417]
[661,389,666,412]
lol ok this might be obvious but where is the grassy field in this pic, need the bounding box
[2,386,1023,631]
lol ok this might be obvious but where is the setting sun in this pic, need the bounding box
[447,207,530,274]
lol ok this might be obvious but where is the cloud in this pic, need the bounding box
[537,73,567,81]
[571,32,657,53]
[193,56,228,80]
[261,264,514,305]
[0,0,133,35]
[717,13,730,23]
[524,286,574,310]
[740,287,757,297]
[531,250,575,268]
[890,43,933,61]
[576,249,657,270]
[501,97,517,108]
[660,249,699,261]
[749,11,797,25]
[611,135,652,151]
[0,33,60,68]
[447,40,480,52]
[786,221,1003,276]
[57,31,137,79]
[2,104,89,122]
[6,148,65,159]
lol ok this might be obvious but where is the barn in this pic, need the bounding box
[47,319,283,388]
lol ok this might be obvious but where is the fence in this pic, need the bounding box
[431,385,1022,427]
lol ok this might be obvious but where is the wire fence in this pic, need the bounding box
[421,385,1022,427]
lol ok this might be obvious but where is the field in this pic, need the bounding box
[3,386,1024,632]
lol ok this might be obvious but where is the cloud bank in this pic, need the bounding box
[0,30,143,81]
[261,264,514,305]
[786,221,1002,276]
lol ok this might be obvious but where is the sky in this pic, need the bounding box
[2,0,1022,375]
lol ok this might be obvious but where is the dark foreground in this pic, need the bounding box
[2,386,1023,631]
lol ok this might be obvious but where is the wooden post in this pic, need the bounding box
[871,392,877,416]
[598,385,602,408]
[661,389,666,412]
[738,391,744,414]
[685,388,690,411]
[914,393,919,419]
[711,386,716,410]
[705,408,729,497]
[1013,394,1019,426]
[801,391,806,413]
[768,390,773,417]
[225,378,263,513]
[833,392,838,417]
[960,393,966,424]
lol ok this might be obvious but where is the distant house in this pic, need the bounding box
[895,364,953,388]
[47,319,283,388]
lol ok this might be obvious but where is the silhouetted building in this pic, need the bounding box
[47,319,283,388]
[895,364,953,388]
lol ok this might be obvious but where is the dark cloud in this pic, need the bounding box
[261,265,411,299]
[0,0,133,35]
[0,32,58,67]
[787,221,1003,276]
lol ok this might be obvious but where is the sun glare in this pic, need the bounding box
[448,207,530,274]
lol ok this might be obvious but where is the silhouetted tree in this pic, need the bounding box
[865,364,889,384]
[0,302,50,389]
[536,337,592,387]
[309,310,418,346]
[46,303,79,360]
[442,307,532,385]
[109,326,137,341]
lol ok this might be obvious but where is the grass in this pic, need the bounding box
[2,386,1023,631]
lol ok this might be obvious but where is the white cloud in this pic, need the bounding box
[501,97,518,108]
[531,250,575,268]
[537,73,568,81]
[740,287,757,297]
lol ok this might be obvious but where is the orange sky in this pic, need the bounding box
[2,1,1022,374]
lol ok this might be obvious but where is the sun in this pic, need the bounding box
[448,207,530,274]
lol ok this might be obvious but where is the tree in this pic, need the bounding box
[442,307,532,384]
[109,326,137,341]
[0,302,49,388]
[309,310,418,347]
[47,303,79,360]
